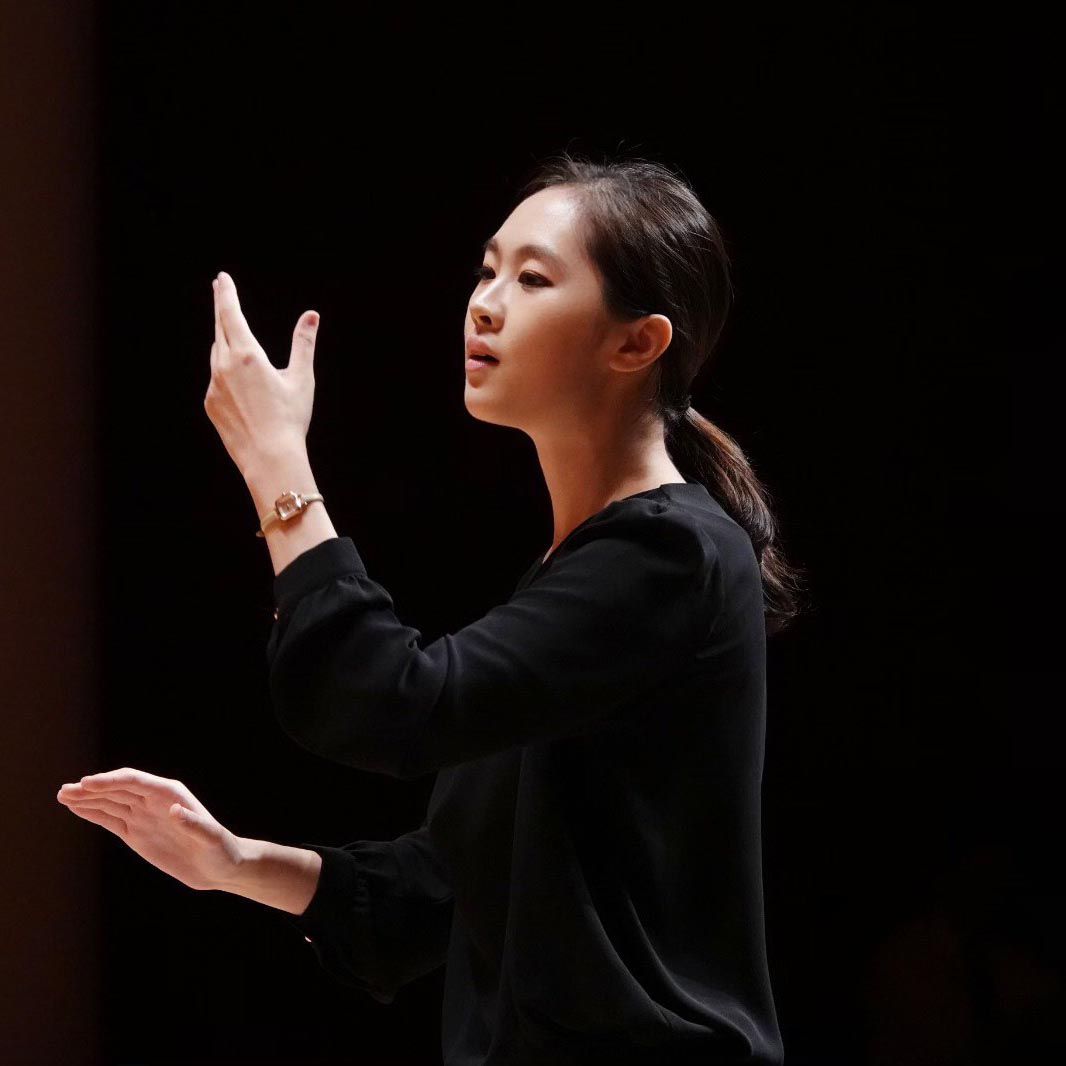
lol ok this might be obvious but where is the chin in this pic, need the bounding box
[463,386,516,429]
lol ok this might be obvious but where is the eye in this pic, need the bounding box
[472,265,547,287]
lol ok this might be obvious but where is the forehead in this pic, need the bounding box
[484,187,584,267]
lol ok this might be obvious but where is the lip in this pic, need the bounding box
[465,336,500,361]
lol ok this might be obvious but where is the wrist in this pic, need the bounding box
[221,835,323,916]
[244,451,316,519]
[242,438,310,484]
[216,834,261,893]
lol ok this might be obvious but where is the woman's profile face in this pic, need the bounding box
[464,186,625,434]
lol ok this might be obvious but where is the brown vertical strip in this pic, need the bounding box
[0,1,101,1062]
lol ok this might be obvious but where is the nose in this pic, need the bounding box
[468,285,498,327]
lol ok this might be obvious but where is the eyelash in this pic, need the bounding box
[472,265,547,287]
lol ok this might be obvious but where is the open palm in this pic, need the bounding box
[56,767,244,892]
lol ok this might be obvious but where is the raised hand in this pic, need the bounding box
[203,271,320,479]
[56,767,246,892]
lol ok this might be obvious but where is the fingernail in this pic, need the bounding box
[307,312,319,328]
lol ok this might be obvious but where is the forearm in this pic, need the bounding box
[221,836,323,916]
[243,446,339,577]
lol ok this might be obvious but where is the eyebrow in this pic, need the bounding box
[482,236,566,272]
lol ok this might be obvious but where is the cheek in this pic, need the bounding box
[514,336,577,389]
[507,338,594,412]
[498,291,605,394]
[522,303,595,364]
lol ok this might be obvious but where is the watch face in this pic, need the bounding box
[276,492,302,520]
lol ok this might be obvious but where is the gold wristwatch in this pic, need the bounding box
[255,490,324,538]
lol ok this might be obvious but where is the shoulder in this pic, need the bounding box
[559,494,719,588]
[512,495,718,658]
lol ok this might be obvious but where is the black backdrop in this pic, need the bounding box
[84,6,1052,1065]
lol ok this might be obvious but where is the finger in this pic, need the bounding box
[59,784,145,807]
[80,768,175,800]
[80,767,161,787]
[65,804,128,837]
[212,277,224,353]
[216,271,258,351]
[210,279,223,375]
[288,311,319,374]
[79,775,208,821]
[64,796,134,818]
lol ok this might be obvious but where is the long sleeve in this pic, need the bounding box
[266,497,714,779]
[287,820,453,1005]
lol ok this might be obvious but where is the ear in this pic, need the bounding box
[610,313,673,372]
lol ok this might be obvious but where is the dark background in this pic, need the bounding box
[2,4,1055,1065]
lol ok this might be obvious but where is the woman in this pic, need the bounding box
[57,152,805,1064]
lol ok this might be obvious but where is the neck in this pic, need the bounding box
[532,418,684,556]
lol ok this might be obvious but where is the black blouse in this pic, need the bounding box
[266,480,783,1065]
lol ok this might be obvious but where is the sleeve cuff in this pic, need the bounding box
[272,536,368,617]
[288,843,371,938]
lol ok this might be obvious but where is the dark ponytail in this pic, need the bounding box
[515,151,809,636]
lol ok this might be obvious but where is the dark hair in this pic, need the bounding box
[515,150,809,636]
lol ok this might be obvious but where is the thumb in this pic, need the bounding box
[170,802,209,835]
[289,310,319,373]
